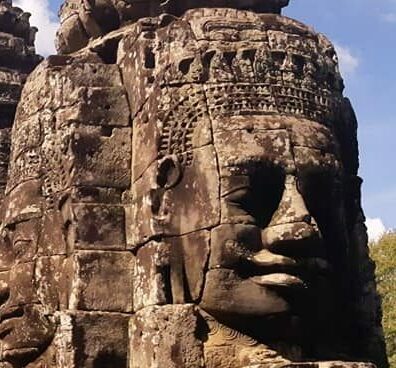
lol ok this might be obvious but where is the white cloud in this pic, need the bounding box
[334,43,360,77]
[13,0,59,56]
[382,13,396,23]
[366,218,386,243]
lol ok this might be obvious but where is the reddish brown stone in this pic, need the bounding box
[0,2,387,367]
[55,311,129,368]
[133,242,172,311]
[71,126,131,189]
[67,250,134,313]
[129,305,204,368]
[71,204,126,250]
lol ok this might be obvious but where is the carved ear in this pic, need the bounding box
[157,155,182,189]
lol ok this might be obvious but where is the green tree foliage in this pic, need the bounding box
[371,232,396,367]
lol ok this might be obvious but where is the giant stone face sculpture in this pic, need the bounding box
[0,1,388,367]
[0,0,42,201]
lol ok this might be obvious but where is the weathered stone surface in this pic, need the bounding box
[201,268,290,316]
[0,0,42,202]
[133,232,210,309]
[36,256,68,312]
[129,305,204,368]
[210,224,262,269]
[131,144,220,246]
[71,186,123,204]
[129,84,213,183]
[68,250,134,312]
[56,0,290,54]
[38,210,69,256]
[169,230,211,302]
[7,261,38,306]
[71,204,126,250]
[64,87,131,127]
[55,311,129,368]
[203,312,293,368]
[214,127,294,177]
[119,28,162,119]
[71,126,131,188]
[0,1,387,367]
[133,241,171,311]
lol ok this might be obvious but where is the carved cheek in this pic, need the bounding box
[209,224,262,269]
[11,221,40,264]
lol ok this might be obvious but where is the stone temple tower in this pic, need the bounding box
[0,0,42,199]
[0,1,389,367]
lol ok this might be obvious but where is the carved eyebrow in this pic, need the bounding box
[221,184,251,198]
[296,164,343,185]
[2,212,42,229]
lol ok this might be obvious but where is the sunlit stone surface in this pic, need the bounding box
[0,1,388,367]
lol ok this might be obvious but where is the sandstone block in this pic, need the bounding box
[59,63,124,89]
[71,186,123,204]
[71,204,126,250]
[131,83,213,183]
[68,250,134,313]
[169,231,210,303]
[71,126,131,189]
[38,210,68,256]
[129,304,204,368]
[119,31,159,118]
[293,146,340,173]
[3,179,42,225]
[133,242,171,311]
[214,128,294,177]
[201,268,289,317]
[55,311,129,368]
[36,256,67,312]
[56,14,90,55]
[131,97,161,183]
[8,261,38,306]
[290,120,335,151]
[65,87,131,127]
[131,145,220,245]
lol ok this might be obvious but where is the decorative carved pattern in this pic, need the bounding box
[158,89,208,166]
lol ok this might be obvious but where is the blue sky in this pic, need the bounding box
[14,0,396,237]
[284,0,396,236]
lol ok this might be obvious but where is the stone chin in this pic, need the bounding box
[0,306,55,366]
[2,347,41,366]
[199,268,327,318]
[1,341,53,367]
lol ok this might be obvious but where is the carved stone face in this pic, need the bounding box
[0,180,62,364]
[125,7,350,344]
[132,110,348,344]
[199,115,346,328]
[132,109,348,341]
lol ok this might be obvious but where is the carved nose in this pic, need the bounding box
[261,175,323,257]
[0,279,10,306]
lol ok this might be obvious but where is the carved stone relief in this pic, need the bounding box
[0,0,42,202]
[0,1,388,367]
